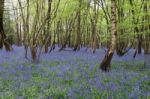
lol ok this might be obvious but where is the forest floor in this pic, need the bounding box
[0,45,150,98]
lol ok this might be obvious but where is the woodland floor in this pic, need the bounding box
[0,45,150,98]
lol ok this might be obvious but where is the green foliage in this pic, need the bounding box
[3,0,150,46]
[140,80,150,92]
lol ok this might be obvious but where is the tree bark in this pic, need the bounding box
[100,0,117,71]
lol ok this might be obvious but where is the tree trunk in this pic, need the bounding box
[143,0,150,54]
[45,0,52,53]
[73,0,81,51]
[129,0,143,55]
[0,0,12,51]
[91,0,98,53]
[138,35,142,54]
[31,46,37,62]
[100,0,117,71]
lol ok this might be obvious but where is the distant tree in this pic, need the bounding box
[129,0,142,55]
[90,0,99,53]
[0,0,12,51]
[100,0,117,71]
[143,0,150,54]
[116,0,131,56]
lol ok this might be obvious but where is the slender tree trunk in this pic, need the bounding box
[143,0,150,54]
[91,0,98,53]
[13,8,21,46]
[0,0,5,49]
[45,0,52,53]
[0,0,12,51]
[73,0,81,51]
[129,0,143,55]
[100,0,117,71]
[138,35,142,54]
